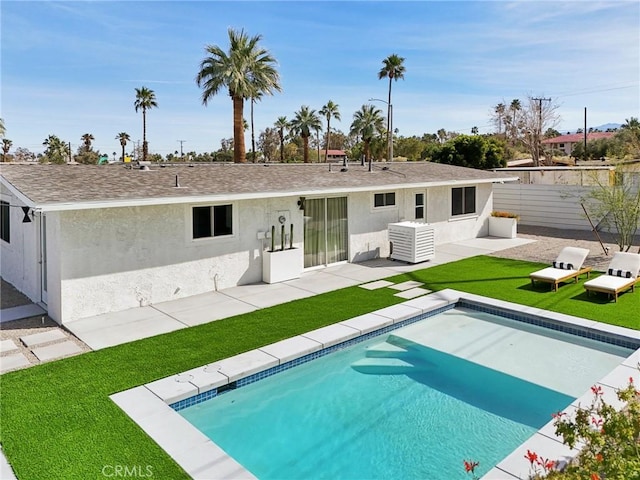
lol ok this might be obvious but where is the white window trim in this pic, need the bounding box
[450,185,477,218]
[372,191,397,211]
[185,202,238,245]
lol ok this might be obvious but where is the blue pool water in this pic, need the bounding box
[179,319,580,479]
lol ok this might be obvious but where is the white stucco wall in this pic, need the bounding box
[0,189,42,304]
[57,198,304,322]
[21,182,495,323]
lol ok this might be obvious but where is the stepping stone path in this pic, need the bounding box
[394,287,432,299]
[31,341,83,362]
[360,279,431,299]
[0,328,85,374]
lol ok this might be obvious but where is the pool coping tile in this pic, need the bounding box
[301,323,361,348]
[209,349,280,383]
[370,303,423,324]
[258,335,324,364]
[145,375,200,404]
[339,312,394,334]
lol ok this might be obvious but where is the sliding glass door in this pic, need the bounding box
[303,197,348,268]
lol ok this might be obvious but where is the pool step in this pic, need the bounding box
[365,342,409,358]
[351,357,414,375]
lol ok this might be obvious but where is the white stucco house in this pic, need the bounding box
[1,162,516,324]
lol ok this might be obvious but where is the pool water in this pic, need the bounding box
[178,307,632,479]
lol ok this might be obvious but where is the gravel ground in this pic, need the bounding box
[489,224,624,272]
[0,225,634,373]
[1,279,91,372]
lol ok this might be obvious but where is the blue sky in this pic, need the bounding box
[2,1,639,156]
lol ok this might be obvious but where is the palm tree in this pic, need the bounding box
[81,133,94,152]
[134,87,158,162]
[378,54,406,160]
[507,98,522,143]
[196,28,281,164]
[116,132,131,162]
[290,106,322,163]
[2,138,12,162]
[250,93,263,163]
[350,104,385,163]
[494,103,506,135]
[319,101,341,162]
[274,116,289,162]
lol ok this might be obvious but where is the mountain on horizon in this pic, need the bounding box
[561,123,621,134]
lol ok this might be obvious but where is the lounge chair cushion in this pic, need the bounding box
[552,247,590,271]
[531,267,580,282]
[584,275,635,292]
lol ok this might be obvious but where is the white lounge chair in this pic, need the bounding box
[529,246,592,292]
[583,252,640,302]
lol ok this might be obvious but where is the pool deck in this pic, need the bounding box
[111,290,640,480]
[64,236,534,350]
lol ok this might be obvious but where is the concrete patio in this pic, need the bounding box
[64,236,533,350]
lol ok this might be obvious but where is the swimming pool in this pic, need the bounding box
[111,291,640,480]
[176,305,633,479]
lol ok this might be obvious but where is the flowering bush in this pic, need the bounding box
[464,377,640,480]
[490,210,520,219]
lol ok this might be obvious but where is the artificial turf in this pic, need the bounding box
[0,255,638,479]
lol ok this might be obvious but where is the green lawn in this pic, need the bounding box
[1,256,638,479]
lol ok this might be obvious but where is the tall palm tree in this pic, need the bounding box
[274,116,289,162]
[81,133,94,152]
[116,132,131,162]
[319,101,341,162]
[494,103,506,135]
[378,54,406,160]
[134,87,158,162]
[350,104,385,163]
[250,93,263,163]
[290,106,322,163]
[2,139,12,162]
[508,98,522,143]
[196,28,281,164]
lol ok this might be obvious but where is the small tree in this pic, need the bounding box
[583,165,640,252]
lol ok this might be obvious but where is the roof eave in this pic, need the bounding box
[33,175,519,212]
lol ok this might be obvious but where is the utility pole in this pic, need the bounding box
[531,97,551,165]
[178,140,186,159]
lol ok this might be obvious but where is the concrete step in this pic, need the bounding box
[365,342,409,358]
[351,357,414,375]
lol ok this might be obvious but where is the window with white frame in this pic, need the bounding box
[451,186,476,216]
[192,204,233,239]
[374,192,395,208]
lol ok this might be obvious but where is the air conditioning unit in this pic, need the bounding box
[388,221,435,263]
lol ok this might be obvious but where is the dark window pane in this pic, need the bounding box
[192,206,211,238]
[464,187,476,214]
[374,193,384,207]
[0,201,10,243]
[213,204,233,236]
[415,193,424,206]
[451,188,463,215]
[415,206,424,219]
[385,192,395,206]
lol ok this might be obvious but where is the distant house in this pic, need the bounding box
[542,132,615,156]
[321,150,347,162]
[1,162,516,324]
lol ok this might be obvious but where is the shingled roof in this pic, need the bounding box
[1,162,517,211]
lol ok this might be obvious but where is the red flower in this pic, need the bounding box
[591,416,603,427]
[591,385,603,396]
[524,449,538,465]
[591,473,601,480]
[630,376,634,384]
[551,411,565,419]
[596,453,603,462]
[463,460,479,473]
[539,458,555,472]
